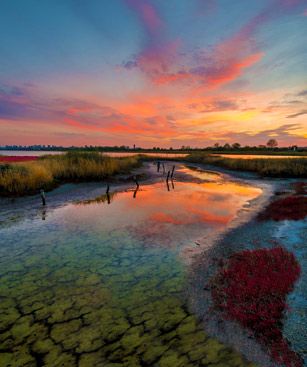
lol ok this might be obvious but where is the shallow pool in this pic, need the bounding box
[0,165,262,367]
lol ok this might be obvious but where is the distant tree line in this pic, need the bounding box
[0,139,305,152]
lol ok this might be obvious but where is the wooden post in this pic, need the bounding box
[133,175,139,188]
[106,184,110,194]
[157,161,161,172]
[166,170,170,182]
[162,163,166,174]
[171,165,175,178]
[40,189,46,206]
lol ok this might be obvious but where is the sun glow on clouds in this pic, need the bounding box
[0,0,306,146]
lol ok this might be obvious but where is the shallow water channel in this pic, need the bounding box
[0,164,262,367]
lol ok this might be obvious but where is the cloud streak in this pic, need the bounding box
[1,1,306,147]
[286,110,307,118]
[124,0,305,90]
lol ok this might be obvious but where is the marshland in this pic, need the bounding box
[0,151,306,367]
[1,0,307,365]
[1,151,306,196]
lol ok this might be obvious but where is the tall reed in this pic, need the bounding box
[185,153,307,177]
[0,152,140,196]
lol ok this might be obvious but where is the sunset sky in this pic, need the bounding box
[0,0,306,148]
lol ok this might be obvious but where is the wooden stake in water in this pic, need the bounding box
[166,170,170,182]
[40,189,46,206]
[133,175,139,188]
[171,165,175,178]
[106,184,110,194]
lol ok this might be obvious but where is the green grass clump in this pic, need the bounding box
[0,152,140,196]
[185,153,307,177]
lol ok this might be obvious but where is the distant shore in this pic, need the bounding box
[1,147,307,156]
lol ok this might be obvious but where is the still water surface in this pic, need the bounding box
[0,166,263,366]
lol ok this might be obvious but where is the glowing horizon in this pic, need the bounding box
[0,0,306,148]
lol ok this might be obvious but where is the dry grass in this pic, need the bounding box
[0,152,140,196]
[185,153,307,177]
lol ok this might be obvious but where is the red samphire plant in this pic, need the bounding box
[258,195,307,221]
[0,156,38,163]
[211,247,302,367]
[259,182,307,222]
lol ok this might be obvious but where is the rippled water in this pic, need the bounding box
[0,166,262,367]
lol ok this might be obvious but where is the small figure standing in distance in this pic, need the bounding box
[40,189,46,206]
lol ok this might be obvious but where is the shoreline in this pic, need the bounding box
[186,174,306,366]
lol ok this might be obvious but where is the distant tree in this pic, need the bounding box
[232,142,241,150]
[214,143,220,149]
[223,143,231,150]
[266,139,278,149]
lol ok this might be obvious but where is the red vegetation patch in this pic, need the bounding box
[259,195,307,221]
[0,156,38,163]
[293,182,307,195]
[211,247,301,367]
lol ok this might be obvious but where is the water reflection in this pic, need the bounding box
[133,186,139,199]
[75,191,117,205]
[41,207,47,221]
[178,166,222,182]
[166,179,175,191]
[68,179,261,249]
[0,165,263,366]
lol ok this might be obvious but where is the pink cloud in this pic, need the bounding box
[125,0,163,38]
[124,0,304,89]
[137,40,181,82]
[124,0,181,83]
